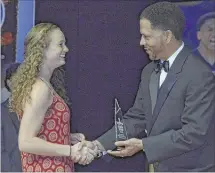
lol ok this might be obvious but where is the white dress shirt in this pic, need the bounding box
[159,42,184,87]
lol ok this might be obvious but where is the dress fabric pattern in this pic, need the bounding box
[21,92,74,172]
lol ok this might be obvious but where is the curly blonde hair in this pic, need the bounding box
[9,23,70,117]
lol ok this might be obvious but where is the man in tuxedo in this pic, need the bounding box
[86,1,215,172]
[1,62,22,172]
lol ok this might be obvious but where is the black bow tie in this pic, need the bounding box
[154,60,169,73]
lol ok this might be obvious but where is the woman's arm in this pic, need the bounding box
[18,79,71,157]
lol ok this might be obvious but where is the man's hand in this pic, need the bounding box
[70,133,85,145]
[77,140,103,165]
[83,141,100,157]
[78,146,95,165]
[107,138,143,157]
[83,140,96,149]
[74,140,106,165]
[70,141,96,165]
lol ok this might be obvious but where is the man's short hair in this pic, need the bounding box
[4,63,21,92]
[196,12,215,31]
[140,1,185,40]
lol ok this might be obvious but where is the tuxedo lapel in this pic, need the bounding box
[152,72,178,122]
[141,63,157,133]
[148,47,192,134]
[149,71,160,114]
[143,63,155,113]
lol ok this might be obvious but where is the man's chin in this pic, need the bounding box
[144,50,157,61]
[148,55,157,61]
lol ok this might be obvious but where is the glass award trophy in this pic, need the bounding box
[114,98,128,141]
[102,99,129,161]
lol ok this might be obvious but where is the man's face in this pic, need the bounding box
[139,18,166,60]
[197,18,215,51]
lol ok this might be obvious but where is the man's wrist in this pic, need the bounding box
[93,140,105,152]
[92,140,106,158]
[139,139,144,151]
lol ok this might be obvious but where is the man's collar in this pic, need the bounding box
[166,42,184,68]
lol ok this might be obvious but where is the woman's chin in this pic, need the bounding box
[60,58,66,64]
[55,60,66,68]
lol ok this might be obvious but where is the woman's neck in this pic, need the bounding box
[38,65,54,82]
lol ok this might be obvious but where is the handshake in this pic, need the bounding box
[69,133,105,165]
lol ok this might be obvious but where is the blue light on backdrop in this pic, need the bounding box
[0,0,6,27]
[16,0,35,62]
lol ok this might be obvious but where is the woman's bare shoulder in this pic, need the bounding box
[29,79,53,107]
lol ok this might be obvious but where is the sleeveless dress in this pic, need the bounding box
[20,78,74,172]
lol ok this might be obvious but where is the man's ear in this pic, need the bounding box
[164,30,173,44]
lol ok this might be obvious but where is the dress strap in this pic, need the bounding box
[38,77,55,96]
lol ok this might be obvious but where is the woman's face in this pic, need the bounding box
[43,28,69,69]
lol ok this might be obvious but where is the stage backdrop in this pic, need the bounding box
[1,0,18,66]
[1,0,34,88]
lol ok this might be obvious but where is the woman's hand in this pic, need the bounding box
[70,142,83,162]
[70,133,85,145]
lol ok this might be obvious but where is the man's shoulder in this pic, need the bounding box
[141,61,154,76]
[1,100,16,120]
[185,50,213,74]
[1,100,9,113]
[180,50,215,87]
